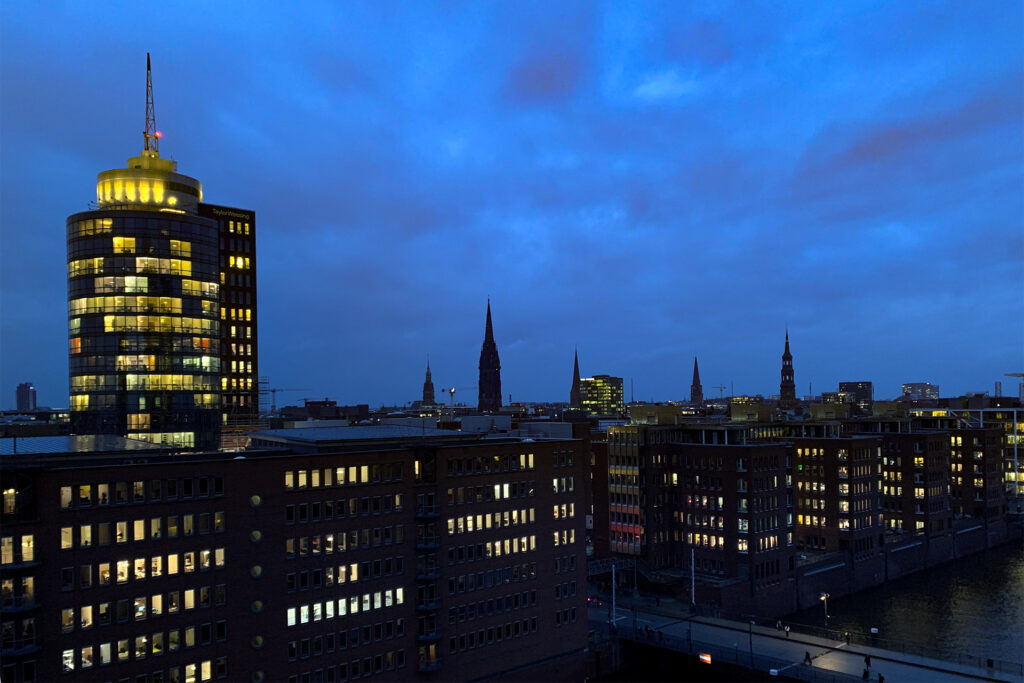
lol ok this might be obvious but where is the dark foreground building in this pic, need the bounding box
[0,426,587,682]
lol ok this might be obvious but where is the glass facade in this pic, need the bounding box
[67,210,222,449]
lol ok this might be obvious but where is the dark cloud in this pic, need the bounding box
[506,49,584,104]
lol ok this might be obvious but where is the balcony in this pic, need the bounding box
[416,537,440,551]
[418,659,442,673]
[0,598,38,615]
[415,506,439,520]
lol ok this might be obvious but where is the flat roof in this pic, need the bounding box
[0,435,162,456]
[253,425,473,443]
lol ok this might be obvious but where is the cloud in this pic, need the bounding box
[506,48,584,104]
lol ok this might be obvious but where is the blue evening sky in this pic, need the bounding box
[1,1,1022,408]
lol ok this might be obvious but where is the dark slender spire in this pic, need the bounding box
[477,300,502,412]
[779,329,796,409]
[570,347,582,408]
[422,357,435,406]
[690,356,703,404]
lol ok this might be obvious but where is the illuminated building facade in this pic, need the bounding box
[66,57,256,450]
[791,436,882,559]
[579,375,624,417]
[198,204,259,447]
[0,427,588,682]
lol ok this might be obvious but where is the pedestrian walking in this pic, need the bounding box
[785,625,791,638]
[877,674,885,683]
[845,631,851,645]
[864,655,871,668]
[776,619,782,631]
[803,651,812,666]
[862,668,870,680]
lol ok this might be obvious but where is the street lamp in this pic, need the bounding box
[748,620,755,667]
[819,592,830,628]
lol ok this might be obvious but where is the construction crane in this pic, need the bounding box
[712,385,727,399]
[261,388,308,415]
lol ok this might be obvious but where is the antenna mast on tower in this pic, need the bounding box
[143,53,160,154]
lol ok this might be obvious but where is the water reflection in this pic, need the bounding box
[788,543,1024,664]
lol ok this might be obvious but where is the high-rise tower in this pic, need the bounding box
[569,348,581,408]
[690,357,703,404]
[67,55,256,450]
[477,300,502,412]
[422,359,435,405]
[779,330,796,409]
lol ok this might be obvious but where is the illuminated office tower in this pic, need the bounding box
[579,375,624,416]
[67,55,254,450]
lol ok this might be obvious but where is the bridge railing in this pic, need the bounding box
[594,622,864,683]
[785,621,1024,680]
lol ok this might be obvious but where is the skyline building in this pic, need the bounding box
[902,382,940,400]
[422,360,435,405]
[477,300,502,413]
[66,55,256,450]
[839,381,873,410]
[690,356,703,404]
[778,331,796,409]
[15,382,36,412]
[580,375,624,416]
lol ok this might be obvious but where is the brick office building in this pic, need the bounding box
[0,426,588,683]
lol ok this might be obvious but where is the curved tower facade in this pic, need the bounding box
[67,55,223,449]
[477,300,502,412]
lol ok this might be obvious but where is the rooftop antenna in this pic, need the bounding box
[143,53,161,154]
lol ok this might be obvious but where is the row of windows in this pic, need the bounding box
[59,513,224,547]
[552,503,576,520]
[68,257,202,278]
[287,556,405,592]
[448,617,538,655]
[72,374,219,392]
[552,529,577,547]
[60,478,223,508]
[448,562,537,595]
[60,585,226,629]
[288,621,405,664]
[553,554,578,574]
[446,508,535,535]
[63,646,226,681]
[287,651,405,683]
[285,465,404,490]
[286,495,404,523]
[285,525,405,558]
[286,588,405,627]
[69,334,219,356]
[448,590,538,624]
[552,476,575,494]
[446,453,535,476]
[61,551,225,591]
[446,481,535,505]
[70,295,214,316]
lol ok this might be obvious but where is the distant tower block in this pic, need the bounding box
[423,360,436,405]
[477,300,502,412]
[570,348,582,408]
[779,330,797,409]
[690,357,703,404]
[16,382,37,412]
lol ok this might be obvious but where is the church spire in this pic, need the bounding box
[422,356,435,406]
[570,347,582,408]
[690,356,703,404]
[477,299,502,412]
[779,329,796,409]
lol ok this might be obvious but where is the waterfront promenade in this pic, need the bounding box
[588,592,1023,682]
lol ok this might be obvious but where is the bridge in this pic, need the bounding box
[589,602,1023,682]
